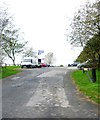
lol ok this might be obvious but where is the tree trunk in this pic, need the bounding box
[98,54,100,69]
[92,68,96,82]
[12,59,16,66]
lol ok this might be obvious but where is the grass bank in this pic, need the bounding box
[71,69,100,104]
[0,66,21,79]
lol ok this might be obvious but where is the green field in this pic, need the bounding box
[0,66,21,79]
[71,69,100,104]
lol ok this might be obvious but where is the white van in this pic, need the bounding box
[21,57,41,68]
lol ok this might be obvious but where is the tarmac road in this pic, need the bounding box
[2,67,99,119]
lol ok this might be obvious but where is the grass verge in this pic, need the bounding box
[71,69,100,104]
[0,66,21,79]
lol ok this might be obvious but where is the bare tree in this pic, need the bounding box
[0,47,6,66]
[22,47,37,58]
[0,4,12,65]
[67,0,100,47]
[2,29,27,65]
[44,52,55,65]
[0,9,11,36]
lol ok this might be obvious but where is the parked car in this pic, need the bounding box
[68,64,71,67]
[46,64,50,67]
[77,60,91,70]
[68,62,80,67]
[21,57,42,68]
[36,64,41,68]
[71,62,79,66]
[77,63,86,70]
[41,63,47,67]
[20,57,37,68]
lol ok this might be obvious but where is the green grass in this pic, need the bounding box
[71,69,100,104]
[0,66,21,79]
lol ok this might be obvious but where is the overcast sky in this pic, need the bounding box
[1,0,90,65]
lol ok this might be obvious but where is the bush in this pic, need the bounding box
[60,65,64,67]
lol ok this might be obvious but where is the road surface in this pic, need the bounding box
[2,67,99,118]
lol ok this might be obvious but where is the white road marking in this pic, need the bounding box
[11,82,23,87]
[11,77,20,80]
[26,68,70,108]
[56,87,70,108]
[26,81,52,107]
[37,70,66,78]
[26,80,70,108]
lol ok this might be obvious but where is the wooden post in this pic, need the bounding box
[92,68,96,82]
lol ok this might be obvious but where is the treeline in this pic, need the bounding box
[67,0,100,69]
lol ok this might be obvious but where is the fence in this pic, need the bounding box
[1,63,21,67]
